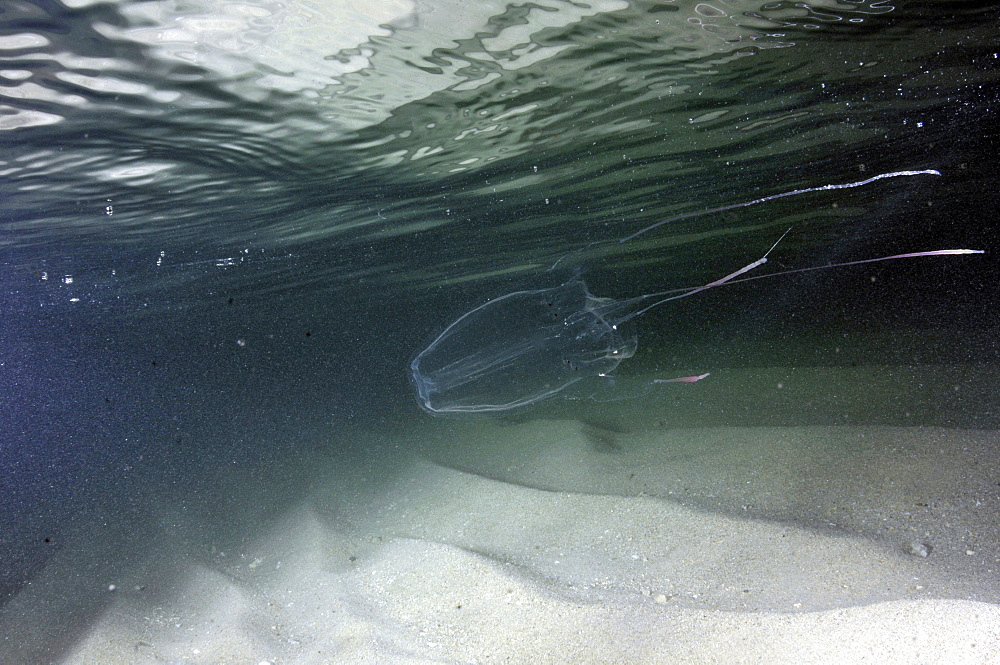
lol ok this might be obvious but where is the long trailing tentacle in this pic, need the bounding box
[619,169,942,243]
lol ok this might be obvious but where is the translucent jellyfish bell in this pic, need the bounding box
[410,277,641,414]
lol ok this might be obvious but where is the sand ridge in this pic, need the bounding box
[15,418,991,664]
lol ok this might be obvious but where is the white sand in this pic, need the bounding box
[2,366,998,664]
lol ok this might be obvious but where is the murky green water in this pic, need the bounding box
[1,2,998,653]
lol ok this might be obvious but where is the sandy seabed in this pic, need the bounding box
[2,365,998,664]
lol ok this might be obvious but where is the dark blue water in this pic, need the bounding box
[1,1,998,659]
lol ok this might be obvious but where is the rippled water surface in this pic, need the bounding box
[1,0,999,643]
[3,0,997,305]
